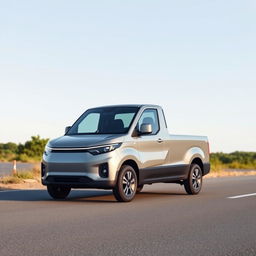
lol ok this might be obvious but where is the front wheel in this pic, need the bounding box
[184,164,203,195]
[113,165,138,202]
[47,185,71,199]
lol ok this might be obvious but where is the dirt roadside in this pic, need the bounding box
[0,180,45,191]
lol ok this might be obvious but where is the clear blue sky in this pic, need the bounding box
[0,0,255,152]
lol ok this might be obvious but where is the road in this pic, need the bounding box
[0,176,256,256]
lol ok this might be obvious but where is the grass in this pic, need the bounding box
[0,167,40,184]
[210,152,256,171]
[1,176,22,184]
[210,162,226,173]
[210,162,256,173]
[13,171,34,179]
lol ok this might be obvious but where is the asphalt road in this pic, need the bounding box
[0,176,256,256]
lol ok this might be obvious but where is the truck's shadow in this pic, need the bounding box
[0,189,186,203]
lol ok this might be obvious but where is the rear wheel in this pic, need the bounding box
[184,164,202,195]
[113,165,138,202]
[47,185,71,199]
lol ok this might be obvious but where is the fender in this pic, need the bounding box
[184,147,206,165]
[116,146,141,172]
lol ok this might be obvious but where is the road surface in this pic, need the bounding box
[0,176,256,256]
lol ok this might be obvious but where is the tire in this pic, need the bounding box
[47,185,71,199]
[136,184,144,193]
[184,164,203,195]
[113,165,138,202]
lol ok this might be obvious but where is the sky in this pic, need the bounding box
[0,0,255,152]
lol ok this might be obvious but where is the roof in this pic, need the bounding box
[89,104,161,109]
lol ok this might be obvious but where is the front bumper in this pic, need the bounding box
[41,150,120,189]
[41,174,116,188]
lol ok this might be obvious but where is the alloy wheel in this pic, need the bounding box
[192,167,202,191]
[122,170,136,197]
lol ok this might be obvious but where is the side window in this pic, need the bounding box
[115,113,136,128]
[138,109,159,135]
[78,113,100,133]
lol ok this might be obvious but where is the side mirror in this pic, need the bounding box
[139,123,153,135]
[65,126,71,134]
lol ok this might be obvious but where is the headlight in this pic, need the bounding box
[44,145,52,156]
[87,143,122,155]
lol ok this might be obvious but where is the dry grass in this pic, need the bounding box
[1,176,23,184]
[13,171,34,179]
[206,170,256,178]
[0,167,40,185]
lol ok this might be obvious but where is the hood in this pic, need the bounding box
[48,134,125,148]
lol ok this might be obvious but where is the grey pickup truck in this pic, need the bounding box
[42,104,210,202]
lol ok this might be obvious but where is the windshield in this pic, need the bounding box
[67,106,139,135]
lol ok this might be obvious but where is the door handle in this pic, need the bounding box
[157,138,163,143]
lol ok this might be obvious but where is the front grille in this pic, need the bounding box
[51,149,89,153]
[46,176,92,183]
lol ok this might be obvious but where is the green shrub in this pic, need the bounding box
[210,151,256,172]
[0,136,49,162]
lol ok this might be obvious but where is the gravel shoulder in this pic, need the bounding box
[0,180,45,191]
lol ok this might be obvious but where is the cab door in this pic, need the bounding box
[136,108,166,183]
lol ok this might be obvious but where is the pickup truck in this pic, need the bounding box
[42,104,210,202]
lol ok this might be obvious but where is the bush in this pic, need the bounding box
[0,136,49,162]
[210,152,256,171]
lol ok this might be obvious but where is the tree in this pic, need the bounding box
[22,136,49,159]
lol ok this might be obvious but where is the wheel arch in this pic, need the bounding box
[184,147,205,172]
[120,159,140,183]
[191,157,204,175]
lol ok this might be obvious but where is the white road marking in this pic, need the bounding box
[228,193,256,199]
